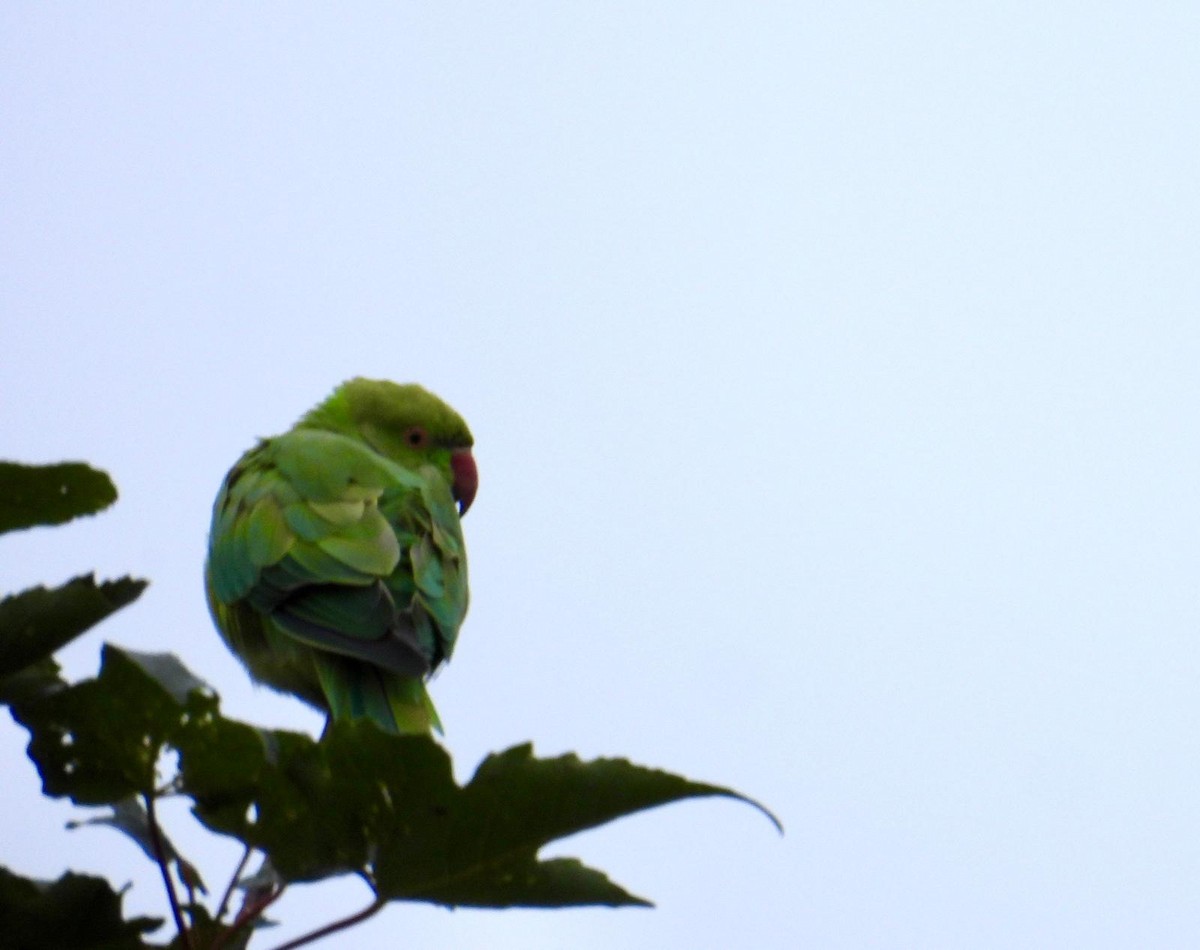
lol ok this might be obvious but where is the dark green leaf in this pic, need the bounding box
[180,718,406,881]
[172,695,275,836]
[178,715,778,908]
[0,866,162,949]
[0,575,148,682]
[373,739,780,907]
[10,645,186,804]
[0,656,66,707]
[0,461,117,534]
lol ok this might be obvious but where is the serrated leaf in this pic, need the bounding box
[0,461,118,534]
[10,645,187,804]
[373,739,781,907]
[177,717,778,908]
[0,575,148,682]
[0,866,161,949]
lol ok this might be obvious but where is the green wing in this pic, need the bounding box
[206,428,468,733]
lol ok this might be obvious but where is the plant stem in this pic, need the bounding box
[267,897,386,950]
[143,792,192,950]
[215,845,253,924]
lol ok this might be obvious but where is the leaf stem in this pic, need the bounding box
[143,792,192,950]
[215,845,253,924]
[266,897,386,950]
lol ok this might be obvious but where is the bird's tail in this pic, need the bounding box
[314,653,442,736]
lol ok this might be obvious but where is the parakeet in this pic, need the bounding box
[205,378,477,735]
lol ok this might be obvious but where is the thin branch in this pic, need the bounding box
[266,897,386,950]
[143,792,192,950]
[215,845,253,924]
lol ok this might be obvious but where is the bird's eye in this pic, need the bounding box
[404,426,429,448]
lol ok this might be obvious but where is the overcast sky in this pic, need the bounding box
[3,4,1199,948]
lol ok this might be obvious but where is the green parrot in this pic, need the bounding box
[205,378,477,735]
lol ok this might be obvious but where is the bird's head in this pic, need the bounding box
[302,377,477,515]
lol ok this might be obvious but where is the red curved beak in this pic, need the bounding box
[450,448,478,516]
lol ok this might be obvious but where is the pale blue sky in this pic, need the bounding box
[3,4,1199,947]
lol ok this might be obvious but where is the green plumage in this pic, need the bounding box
[205,378,475,735]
